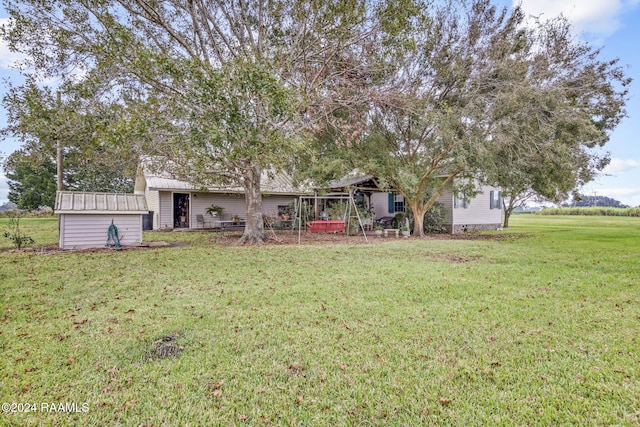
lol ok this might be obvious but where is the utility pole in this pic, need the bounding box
[56,91,64,192]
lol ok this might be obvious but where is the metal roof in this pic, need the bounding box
[323,174,377,190]
[137,157,309,195]
[55,191,149,215]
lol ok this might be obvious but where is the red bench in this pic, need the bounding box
[306,220,345,233]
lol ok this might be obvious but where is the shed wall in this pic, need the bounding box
[59,214,142,249]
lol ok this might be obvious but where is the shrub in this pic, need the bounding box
[423,202,448,233]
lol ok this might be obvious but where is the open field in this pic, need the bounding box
[536,207,640,216]
[1,215,639,425]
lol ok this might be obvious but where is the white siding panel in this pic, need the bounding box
[451,185,502,225]
[192,194,245,223]
[261,195,297,215]
[370,193,392,219]
[437,189,454,224]
[188,193,298,228]
[60,214,142,249]
[159,191,173,229]
[145,189,160,230]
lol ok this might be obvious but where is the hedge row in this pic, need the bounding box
[536,207,640,217]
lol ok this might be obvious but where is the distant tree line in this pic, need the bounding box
[562,194,629,208]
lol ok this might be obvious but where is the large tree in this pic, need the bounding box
[2,80,140,197]
[304,0,628,236]
[2,0,370,244]
[3,150,57,209]
[483,15,629,228]
[342,0,534,236]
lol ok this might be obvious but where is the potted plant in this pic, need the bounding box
[206,205,224,218]
[374,224,384,237]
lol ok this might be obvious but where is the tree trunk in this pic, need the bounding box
[409,201,428,237]
[237,164,266,245]
[503,206,513,228]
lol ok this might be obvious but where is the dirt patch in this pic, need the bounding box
[434,254,478,263]
[146,333,184,360]
[2,241,189,255]
[236,230,525,246]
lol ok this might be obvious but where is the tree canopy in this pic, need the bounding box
[2,0,373,243]
[1,0,629,237]
[299,0,629,235]
[1,80,140,204]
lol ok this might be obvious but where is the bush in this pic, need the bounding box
[423,202,448,233]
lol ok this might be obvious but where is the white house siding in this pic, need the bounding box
[370,192,397,219]
[145,188,160,230]
[59,214,142,249]
[190,193,245,226]
[158,191,173,229]
[154,191,299,229]
[450,185,502,233]
[371,186,500,233]
[191,193,296,228]
[437,189,455,224]
[261,195,298,216]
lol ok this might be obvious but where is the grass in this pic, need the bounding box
[1,215,639,426]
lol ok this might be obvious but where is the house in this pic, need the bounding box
[323,175,502,233]
[135,158,500,233]
[55,191,148,249]
[134,160,308,230]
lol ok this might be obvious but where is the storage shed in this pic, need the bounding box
[55,191,148,249]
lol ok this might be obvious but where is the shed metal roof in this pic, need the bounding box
[55,191,149,215]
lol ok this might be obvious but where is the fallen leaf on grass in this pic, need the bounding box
[238,414,248,421]
[438,397,452,404]
[120,400,136,411]
[288,363,305,376]
[213,390,222,397]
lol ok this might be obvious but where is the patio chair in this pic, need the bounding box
[196,214,212,229]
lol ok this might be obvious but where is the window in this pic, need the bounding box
[387,193,405,213]
[489,190,502,209]
[454,193,468,209]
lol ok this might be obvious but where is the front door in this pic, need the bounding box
[173,193,190,228]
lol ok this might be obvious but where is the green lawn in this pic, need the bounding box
[1,216,639,426]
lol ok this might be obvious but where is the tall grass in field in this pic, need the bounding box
[537,206,640,216]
